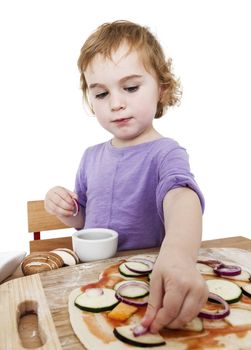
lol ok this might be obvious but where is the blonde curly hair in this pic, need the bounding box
[77,20,181,118]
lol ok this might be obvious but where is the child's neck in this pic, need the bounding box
[112,128,163,148]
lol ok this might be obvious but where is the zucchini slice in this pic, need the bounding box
[196,263,215,275]
[74,288,119,312]
[196,263,251,282]
[225,308,251,326]
[119,262,149,277]
[114,280,149,298]
[241,283,251,298]
[224,270,251,282]
[206,279,242,304]
[114,325,166,347]
[182,317,204,332]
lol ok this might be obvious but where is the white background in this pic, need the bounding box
[0,0,250,254]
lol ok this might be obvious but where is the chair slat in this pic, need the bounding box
[29,237,73,252]
[27,200,72,253]
[27,200,68,232]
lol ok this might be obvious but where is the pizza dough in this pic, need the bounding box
[68,254,251,349]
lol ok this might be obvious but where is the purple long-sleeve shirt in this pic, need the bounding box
[75,138,204,251]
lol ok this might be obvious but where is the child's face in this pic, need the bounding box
[84,44,161,146]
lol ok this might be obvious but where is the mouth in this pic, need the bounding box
[112,117,133,124]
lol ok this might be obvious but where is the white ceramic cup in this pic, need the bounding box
[72,228,118,262]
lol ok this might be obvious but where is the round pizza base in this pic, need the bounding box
[68,252,251,350]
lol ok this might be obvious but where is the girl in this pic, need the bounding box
[45,20,208,332]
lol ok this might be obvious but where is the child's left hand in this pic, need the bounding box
[141,249,208,332]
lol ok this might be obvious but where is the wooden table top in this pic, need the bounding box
[120,235,251,254]
[2,235,251,350]
[5,235,251,283]
[200,235,251,250]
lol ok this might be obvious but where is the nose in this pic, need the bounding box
[110,92,126,111]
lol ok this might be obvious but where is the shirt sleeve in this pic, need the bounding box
[74,149,88,210]
[156,146,205,222]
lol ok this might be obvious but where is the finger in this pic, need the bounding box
[46,188,75,216]
[141,274,163,328]
[166,282,208,329]
[167,288,208,329]
[54,187,76,206]
[53,189,78,214]
[68,190,78,201]
[150,288,186,333]
[58,189,79,215]
[46,199,72,216]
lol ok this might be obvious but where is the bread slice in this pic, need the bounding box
[52,248,79,265]
[21,252,64,275]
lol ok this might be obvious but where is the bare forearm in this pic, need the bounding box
[142,187,208,332]
[161,187,202,261]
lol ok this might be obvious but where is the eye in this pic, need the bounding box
[95,91,108,99]
[124,86,139,93]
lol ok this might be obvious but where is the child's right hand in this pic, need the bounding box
[44,186,78,217]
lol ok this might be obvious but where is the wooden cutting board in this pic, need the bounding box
[1,246,251,350]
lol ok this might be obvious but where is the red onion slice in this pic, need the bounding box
[197,259,223,268]
[197,259,242,276]
[198,292,230,319]
[132,324,149,337]
[125,260,154,274]
[115,281,149,306]
[85,288,104,297]
[213,264,241,276]
[72,198,79,217]
[128,257,155,265]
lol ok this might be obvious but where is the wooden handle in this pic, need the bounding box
[0,274,62,349]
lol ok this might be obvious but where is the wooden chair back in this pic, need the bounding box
[27,200,73,252]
